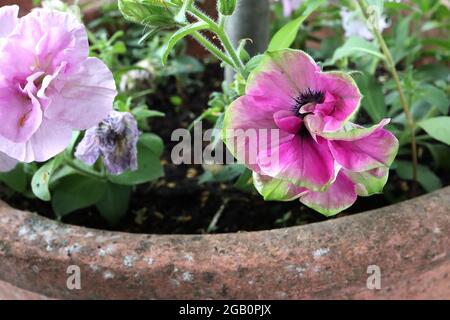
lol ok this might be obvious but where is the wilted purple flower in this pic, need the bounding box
[340,8,390,40]
[75,111,139,175]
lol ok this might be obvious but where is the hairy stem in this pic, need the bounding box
[189,5,246,76]
[192,32,234,66]
[356,0,418,192]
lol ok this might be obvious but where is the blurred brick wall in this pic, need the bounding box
[0,0,33,14]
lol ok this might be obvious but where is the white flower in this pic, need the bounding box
[340,8,390,40]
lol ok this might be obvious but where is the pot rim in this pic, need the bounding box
[1,186,450,299]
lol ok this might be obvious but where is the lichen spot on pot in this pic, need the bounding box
[313,247,330,258]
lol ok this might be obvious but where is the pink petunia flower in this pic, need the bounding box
[253,166,390,215]
[222,50,398,215]
[0,6,116,167]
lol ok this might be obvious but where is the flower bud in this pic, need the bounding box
[218,0,237,16]
[118,0,177,28]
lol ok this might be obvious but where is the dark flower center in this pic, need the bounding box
[293,89,325,117]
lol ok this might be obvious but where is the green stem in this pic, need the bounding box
[192,32,234,67]
[189,6,246,77]
[163,1,245,76]
[64,157,106,180]
[356,0,418,192]
[218,14,227,29]
[216,27,246,76]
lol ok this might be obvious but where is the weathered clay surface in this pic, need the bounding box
[0,187,449,300]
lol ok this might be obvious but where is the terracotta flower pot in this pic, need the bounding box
[0,187,449,300]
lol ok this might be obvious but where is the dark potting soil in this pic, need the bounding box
[0,63,438,235]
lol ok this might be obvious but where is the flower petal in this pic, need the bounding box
[0,5,19,39]
[0,118,72,163]
[328,125,399,172]
[315,71,362,132]
[27,118,73,162]
[0,87,43,143]
[253,172,307,201]
[258,134,336,191]
[345,167,389,197]
[319,119,390,140]
[223,95,292,173]
[299,171,357,216]
[273,110,303,134]
[246,50,321,111]
[0,9,88,80]
[45,57,116,130]
[0,151,18,172]
[74,127,101,166]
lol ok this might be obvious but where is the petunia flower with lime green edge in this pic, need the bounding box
[222,49,398,216]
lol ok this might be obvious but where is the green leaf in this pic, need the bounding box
[420,85,449,114]
[395,160,442,193]
[393,99,431,125]
[422,38,450,51]
[419,117,450,145]
[384,1,414,11]
[133,109,165,121]
[96,183,131,225]
[162,21,209,65]
[199,164,246,184]
[268,0,325,51]
[329,37,385,64]
[139,133,164,157]
[244,54,264,75]
[174,0,192,23]
[52,175,107,218]
[421,143,450,171]
[237,39,251,63]
[31,159,61,201]
[366,0,384,14]
[392,15,413,63]
[355,74,387,122]
[210,113,225,151]
[416,64,450,82]
[0,164,27,193]
[161,55,204,76]
[112,41,127,54]
[118,0,177,28]
[108,139,164,185]
[234,168,254,192]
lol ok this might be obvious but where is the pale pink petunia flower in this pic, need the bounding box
[0,151,18,172]
[0,6,116,169]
